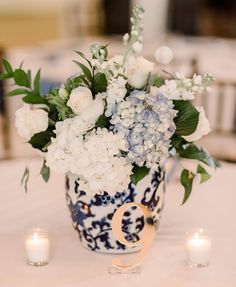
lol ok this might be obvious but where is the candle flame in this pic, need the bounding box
[194,232,200,240]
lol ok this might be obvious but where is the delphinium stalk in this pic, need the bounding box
[123,5,144,64]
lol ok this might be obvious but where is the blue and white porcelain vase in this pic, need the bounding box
[66,166,165,253]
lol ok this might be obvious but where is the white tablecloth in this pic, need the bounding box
[0,158,235,287]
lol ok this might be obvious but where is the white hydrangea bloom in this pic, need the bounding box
[105,76,127,117]
[45,116,94,173]
[78,129,132,196]
[157,73,215,100]
[92,54,124,80]
[45,122,132,196]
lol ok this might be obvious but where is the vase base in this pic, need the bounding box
[81,241,141,254]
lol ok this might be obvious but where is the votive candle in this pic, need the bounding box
[186,229,211,267]
[25,228,50,266]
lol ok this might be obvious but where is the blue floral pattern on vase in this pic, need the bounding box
[66,166,165,253]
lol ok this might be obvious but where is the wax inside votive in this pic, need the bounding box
[25,230,50,264]
[186,232,211,266]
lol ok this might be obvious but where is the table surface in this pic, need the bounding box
[0,158,235,287]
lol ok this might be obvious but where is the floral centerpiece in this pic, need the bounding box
[1,6,219,252]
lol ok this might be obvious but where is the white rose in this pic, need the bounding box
[67,87,93,114]
[80,95,104,123]
[15,104,48,140]
[67,87,104,122]
[183,107,211,142]
[125,56,154,89]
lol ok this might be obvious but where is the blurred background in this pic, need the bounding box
[0,0,236,162]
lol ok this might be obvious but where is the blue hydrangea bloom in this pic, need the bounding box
[111,88,177,169]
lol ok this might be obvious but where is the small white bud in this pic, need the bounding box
[59,88,69,100]
[132,41,142,53]
[131,30,138,37]
[100,49,106,56]
[123,33,129,42]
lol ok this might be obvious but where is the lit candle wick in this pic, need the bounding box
[194,233,200,240]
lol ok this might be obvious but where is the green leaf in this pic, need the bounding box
[170,135,187,150]
[40,160,50,182]
[214,159,221,168]
[19,61,24,69]
[95,114,110,128]
[75,51,92,68]
[73,61,92,83]
[46,89,73,120]
[73,75,89,87]
[131,165,150,185]
[178,144,221,168]
[7,88,29,96]
[13,69,30,87]
[23,94,47,104]
[21,166,30,193]
[180,169,195,204]
[153,76,165,87]
[75,50,86,58]
[0,73,12,80]
[173,100,199,136]
[29,130,54,151]
[2,59,13,75]
[27,70,31,85]
[34,69,41,95]
[197,164,211,183]
[72,75,84,85]
[94,72,107,94]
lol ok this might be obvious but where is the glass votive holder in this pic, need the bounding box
[25,228,50,267]
[186,229,211,268]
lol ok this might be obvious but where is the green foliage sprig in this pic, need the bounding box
[171,136,220,204]
[0,59,46,104]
